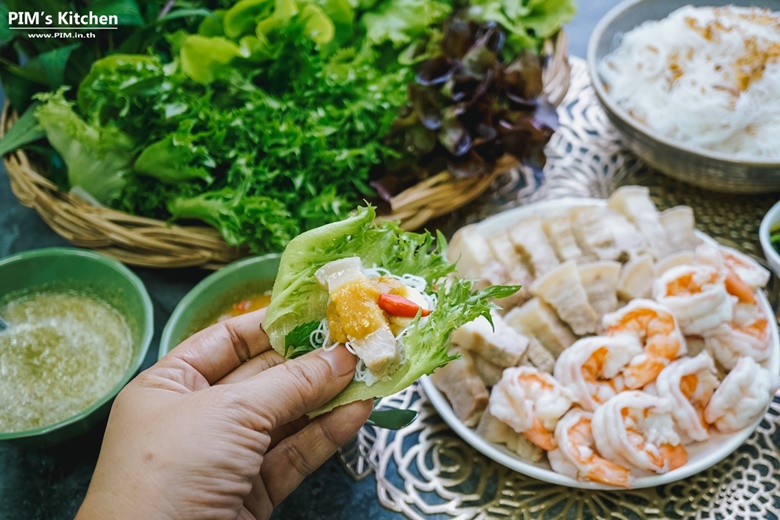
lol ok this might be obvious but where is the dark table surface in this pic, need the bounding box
[0,3,620,518]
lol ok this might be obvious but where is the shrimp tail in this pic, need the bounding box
[586,460,633,489]
[660,443,688,471]
[724,271,756,304]
[623,357,668,389]
[524,417,557,451]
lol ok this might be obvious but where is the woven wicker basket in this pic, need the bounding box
[1,31,570,269]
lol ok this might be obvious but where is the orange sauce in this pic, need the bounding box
[330,279,384,341]
[326,276,414,342]
[215,293,272,323]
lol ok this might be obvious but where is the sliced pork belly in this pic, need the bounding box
[531,261,599,335]
[617,254,654,300]
[569,206,646,262]
[607,186,670,259]
[543,215,585,263]
[578,261,621,318]
[447,225,506,290]
[349,327,399,380]
[507,215,560,278]
[570,206,622,261]
[485,231,533,306]
[603,209,650,261]
[451,313,528,367]
[476,408,543,462]
[503,298,577,357]
[315,256,365,290]
[659,206,699,254]
[431,354,489,427]
[467,350,505,387]
[525,337,556,373]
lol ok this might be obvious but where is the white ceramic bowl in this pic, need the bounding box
[759,200,780,278]
[422,198,780,490]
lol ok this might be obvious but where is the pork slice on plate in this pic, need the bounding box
[431,353,489,427]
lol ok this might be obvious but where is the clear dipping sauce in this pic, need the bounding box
[0,290,134,432]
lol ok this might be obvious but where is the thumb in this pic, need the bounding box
[237,345,357,429]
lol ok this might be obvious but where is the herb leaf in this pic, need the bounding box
[284,320,322,358]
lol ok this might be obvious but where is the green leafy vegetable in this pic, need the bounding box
[362,0,451,46]
[770,220,780,253]
[467,0,576,54]
[3,0,573,255]
[37,44,82,89]
[34,90,135,204]
[0,104,45,157]
[223,0,273,39]
[90,0,144,27]
[59,26,412,252]
[180,35,244,84]
[0,0,211,112]
[167,188,298,253]
[264,205,520,416]
[284,320,322,358]
[134,134,215,184]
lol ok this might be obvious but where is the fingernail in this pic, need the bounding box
[318,345,356,377]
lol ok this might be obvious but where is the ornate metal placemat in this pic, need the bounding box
[357,381,780,520]
[338,57,780,519]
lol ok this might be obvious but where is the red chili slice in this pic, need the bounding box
[378,293,432,318]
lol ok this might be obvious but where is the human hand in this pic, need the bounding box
[76,308,372,520]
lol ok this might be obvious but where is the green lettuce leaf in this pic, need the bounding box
[361,0,451,46]
[134,133,215,184]
[522,0,577,39]
[467,0,575,52]
[34,90,135,205]
[224,0,274,39]
[180,35,244,84]
[264,205,519,415]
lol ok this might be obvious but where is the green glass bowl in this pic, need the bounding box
[158,254,280,359]
[0,247,153,448]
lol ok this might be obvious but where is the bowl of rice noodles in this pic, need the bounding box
[587,0,780,194]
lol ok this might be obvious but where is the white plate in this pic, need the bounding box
[421,197,780,490]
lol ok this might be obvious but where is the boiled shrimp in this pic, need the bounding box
[704,357,780,433]
[547,408,633,488]
[603,299,687,389]
[554,336,642,411]
[489,366,576,451]
[651,352,719,443]
[652,264,734,335]
[703,297,771,370]
[592,391,687,474]
[697,246,772,369]
[696,243,770,292]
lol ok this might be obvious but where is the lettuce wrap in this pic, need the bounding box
[264,205,518,415]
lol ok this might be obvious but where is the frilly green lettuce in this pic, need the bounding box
[34,89,135,205]
[264,205,519,415]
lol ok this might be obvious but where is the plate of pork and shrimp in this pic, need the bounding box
[424,185,780,490]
